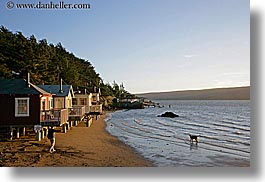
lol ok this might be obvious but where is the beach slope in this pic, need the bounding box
[0,113,152,167]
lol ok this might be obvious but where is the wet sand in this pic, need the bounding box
[0,113,153,167]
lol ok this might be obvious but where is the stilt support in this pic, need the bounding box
[36,131,41,141]
[63,124,67,133]
[66,123,69,130]
[10,127,13,140]
[41,129,45,139]
[16,127,20,139]
[22,127,26,136]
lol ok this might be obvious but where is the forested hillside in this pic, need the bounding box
[0,26,128,97]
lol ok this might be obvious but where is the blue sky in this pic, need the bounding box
[0,0,250,93]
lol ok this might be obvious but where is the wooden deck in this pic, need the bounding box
[40,109,68,126]
[68,106,85,121]
[89,104,102,115]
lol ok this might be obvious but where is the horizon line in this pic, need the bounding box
[133,85,250,95]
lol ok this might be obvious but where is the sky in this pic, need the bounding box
[0,0,250,94]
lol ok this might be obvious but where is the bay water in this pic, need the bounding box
[105,100,250,167]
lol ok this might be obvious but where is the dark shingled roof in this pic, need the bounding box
[0,78,50,95]
[37,85,73,97]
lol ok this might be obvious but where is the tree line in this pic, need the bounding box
[0,26,130,98]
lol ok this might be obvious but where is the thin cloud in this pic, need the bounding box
[184,54,198,59]
[221,72,249,76]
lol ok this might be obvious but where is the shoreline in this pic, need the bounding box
[0,112,153,167]
[102,111,155,166]
[1,109,249,167]
[104,105,250,167]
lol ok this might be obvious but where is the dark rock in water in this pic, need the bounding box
[158,112,179,118]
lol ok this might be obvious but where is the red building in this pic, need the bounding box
[0,78,53,139]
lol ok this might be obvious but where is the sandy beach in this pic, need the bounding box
[0,113,153,167]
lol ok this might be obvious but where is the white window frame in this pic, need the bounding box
[15,97,30,117]
[49,98,53,109]
[55,98,63,109]
[41,97,46,111]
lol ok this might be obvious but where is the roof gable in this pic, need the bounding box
[84,87,101,94]
[0,78,50,95]
[37,85,74,97]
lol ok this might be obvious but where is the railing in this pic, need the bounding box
[40,109,68,126]
[90,104,102,113]
[68,106,85,117]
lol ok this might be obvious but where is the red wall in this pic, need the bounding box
[0,94,41,127]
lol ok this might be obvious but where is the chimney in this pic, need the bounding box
[26,72,30,87]
[85,88,87,95]
[94,86,96,93]
[59,78,63,93]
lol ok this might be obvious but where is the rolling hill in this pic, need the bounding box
[136,86,250,100]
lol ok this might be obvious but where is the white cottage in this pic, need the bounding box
[72,89,92,114]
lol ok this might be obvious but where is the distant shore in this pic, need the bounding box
[0,112,153,167]
[136,86,250,100]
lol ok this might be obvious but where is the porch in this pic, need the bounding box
[68,106,85,121]
[40,109,69,126]
[89,104,102,115]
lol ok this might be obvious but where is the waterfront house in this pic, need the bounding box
[38,80,85,124]
[116,96,144,109]
[88,87,102,115]
[73,86,102,115]
[72,89,93,126]
[0,77,57,138]
[38,80,75,110]
[73,89,92,114]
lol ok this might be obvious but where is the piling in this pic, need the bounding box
[41,129,45,139]
[63,124,67,133]
[66,123,69,130]
[10,127,13,140]
[36,131,41,141]
[22,127,26,136]
[16,127,20,139]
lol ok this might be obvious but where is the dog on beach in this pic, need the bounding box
[189,134,200,143]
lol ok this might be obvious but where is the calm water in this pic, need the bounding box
[105,100,250,167]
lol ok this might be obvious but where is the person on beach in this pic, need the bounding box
[47,126,56,153]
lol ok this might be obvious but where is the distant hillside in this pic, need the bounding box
[136,86,250,100]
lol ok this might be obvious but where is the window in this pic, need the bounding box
[49,98,53,109]
[41,100,46,111]
[41,97,46,111]
[55,98,63,108]
[92,95,96,101]
[72,98,77,105]
[15,98,30,117]
[79,98,87,105]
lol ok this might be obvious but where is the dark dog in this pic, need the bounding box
[189,134,200,143]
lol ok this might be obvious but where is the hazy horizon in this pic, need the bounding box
[0,0,250,93]
[134,85,250,95]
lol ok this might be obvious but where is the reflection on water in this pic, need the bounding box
[190,143,198,151]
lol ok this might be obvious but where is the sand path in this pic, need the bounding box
[0,114,153,167]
